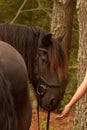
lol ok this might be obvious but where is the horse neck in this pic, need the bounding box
[25,27,42,83]
[28,29,47,85]
[0,24,46,84]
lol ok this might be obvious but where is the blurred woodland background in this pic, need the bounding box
[0,0,87,129]
[0,0,78,100]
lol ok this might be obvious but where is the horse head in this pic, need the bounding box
[33,33,68,111]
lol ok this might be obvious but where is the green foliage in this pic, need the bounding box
[41,120,56,130]
[0,0,53,31]
[70,9,79,66]
[73,125,78,130]
[60,67,78,110]
[0,0,24,23]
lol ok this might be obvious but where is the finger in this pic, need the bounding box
[55,115,64,119]
[55,113,68,120]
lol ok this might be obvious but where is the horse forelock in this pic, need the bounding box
[48,41,68,82]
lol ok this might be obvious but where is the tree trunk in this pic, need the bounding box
[51,0,75,59]
[74,1,87,130]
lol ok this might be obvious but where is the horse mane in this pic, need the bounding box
[0,23,47,81]
[0,70,17,130]
[48,38,68,82]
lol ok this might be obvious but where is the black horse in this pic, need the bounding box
[0,40,32,130]
[0,23,68,111]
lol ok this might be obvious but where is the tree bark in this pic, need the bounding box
[74,1,87,130]
[51,0,76,59]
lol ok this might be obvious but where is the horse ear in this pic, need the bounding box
[42,34,52,47]
[57,32,66,43]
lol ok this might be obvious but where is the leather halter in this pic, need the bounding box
[37,76,60,96]
[35,47,60,130]
[36,48,60,96]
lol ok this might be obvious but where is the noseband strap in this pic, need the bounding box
[40,76,60,88]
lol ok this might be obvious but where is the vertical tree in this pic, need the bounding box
[74,1,87,130]
[50,0,77,112]
[51,0,76,59]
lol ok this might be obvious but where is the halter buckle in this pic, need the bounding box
[37,84,48,96]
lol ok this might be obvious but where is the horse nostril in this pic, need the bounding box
[49,98,56,106]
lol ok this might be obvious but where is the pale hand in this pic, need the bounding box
[55,104,71,119]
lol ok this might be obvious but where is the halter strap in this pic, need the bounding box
[37,97,51,130]
[46,111,50,130]
[37,97,40,130]
[40,76,60,88]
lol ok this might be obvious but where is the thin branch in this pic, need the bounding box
[69,65,78,70]
[10,0,27,24]
[72,28,79,32]
[37,0,41,7]
[21,8,52,18]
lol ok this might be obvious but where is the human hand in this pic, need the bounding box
[55,104,71,119]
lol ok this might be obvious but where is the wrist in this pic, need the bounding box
[65,103,72,110]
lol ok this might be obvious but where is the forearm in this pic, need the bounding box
[67,81,87,109]
[56,71,87,119]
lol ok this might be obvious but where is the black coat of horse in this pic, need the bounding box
[0,41,32,130]
[0,23,68,111]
